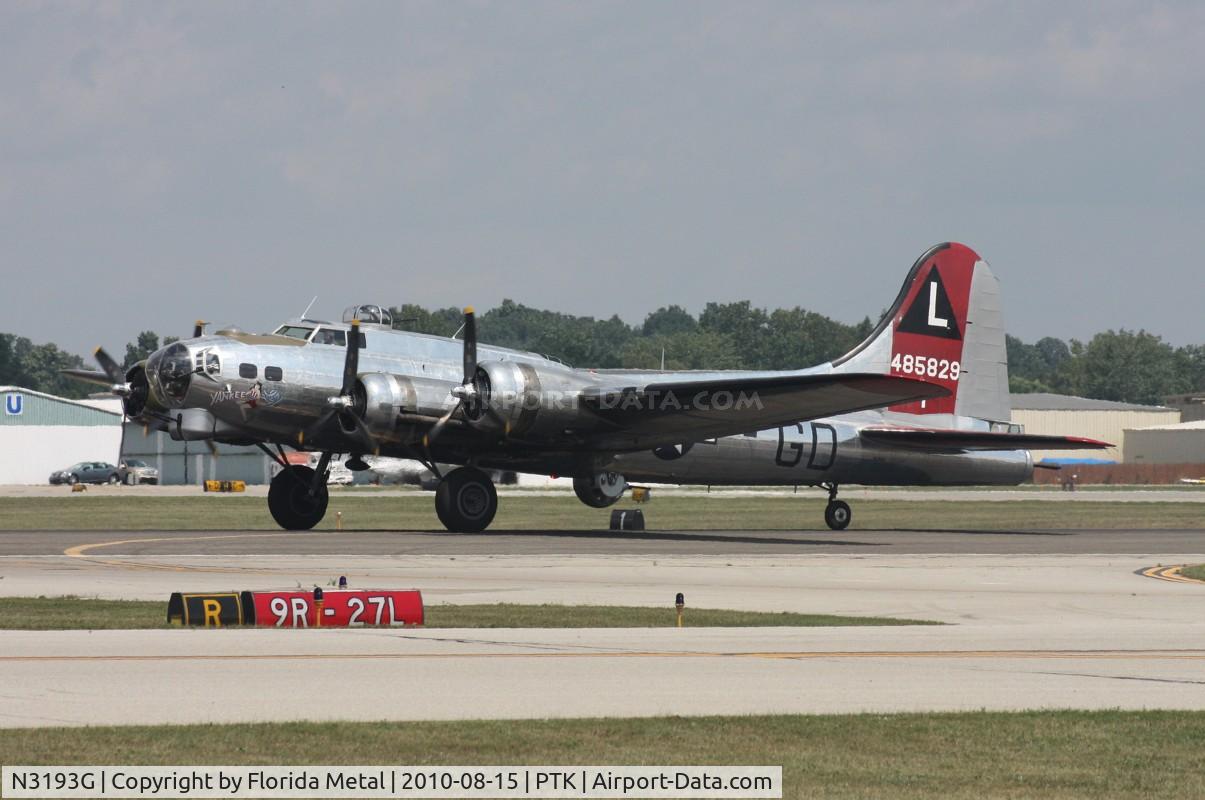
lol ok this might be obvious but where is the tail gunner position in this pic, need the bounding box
[66,243,1107,532]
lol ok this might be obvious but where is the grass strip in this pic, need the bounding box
[0,597,935,630]
[3,712,1205,799]
[2,494,1202,531]
[1182,564,1205,581]
[425,603,936,628]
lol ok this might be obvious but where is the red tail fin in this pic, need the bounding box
[886,243,978,414]
[832,243,1007,418]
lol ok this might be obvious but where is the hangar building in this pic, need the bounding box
[0,386,273,485]
[119,422,274,486]
[1165,392,1205,423]
[1124,421,1205,465]
[1010,393,1180,463]
[0,386,123,484]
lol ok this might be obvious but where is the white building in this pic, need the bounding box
[1011,393,1181,463]
[0,387,123,484]
[1125,421,1205,465]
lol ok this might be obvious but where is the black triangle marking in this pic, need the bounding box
[897,264,961,340]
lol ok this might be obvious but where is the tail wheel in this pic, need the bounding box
[824,500,852,530]
[434,467,498,533]
[268,465,329,530]
[573,472,625,508]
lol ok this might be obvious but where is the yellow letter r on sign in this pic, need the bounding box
[202,599,222,627]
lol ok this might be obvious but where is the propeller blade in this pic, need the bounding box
[60,368,115,388]
[94,347,124,383]
[205,439,219,458]
[342,319,361,396]
[299,408,338,447]
[424,404,457,448]
[421,306,479,450]
[462,306,477,385]
[340,411,380,456]
[193,320,208,338]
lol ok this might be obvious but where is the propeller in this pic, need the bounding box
[423,307,478,449]
[193,320,208,338]
[94,347,128,391]
[298,319,379,455]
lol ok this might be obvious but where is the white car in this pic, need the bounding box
[118,459,160,485]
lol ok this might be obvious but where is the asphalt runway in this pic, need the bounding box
[3,525,1205,728]
[3,526,1205,556]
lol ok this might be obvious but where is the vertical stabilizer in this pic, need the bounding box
[955,259,1010,422]
[831,242,1010,422]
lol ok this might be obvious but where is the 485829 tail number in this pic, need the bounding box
[891,353,960,380]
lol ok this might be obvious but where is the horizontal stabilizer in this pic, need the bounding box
[860,428,1113,451]
[60,368,116,388]
[581,373,949,450]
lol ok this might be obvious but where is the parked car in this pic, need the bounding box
[49,462,121,485]
[118,459,160,485]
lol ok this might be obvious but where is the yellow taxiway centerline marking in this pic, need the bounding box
[3,649,1205,663]
[64,533,306,574]
[1141,565,1205,584]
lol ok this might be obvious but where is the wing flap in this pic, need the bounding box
[580,373,948,449]
[860,428,1113,451]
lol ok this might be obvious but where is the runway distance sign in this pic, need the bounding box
[242,590,424,628]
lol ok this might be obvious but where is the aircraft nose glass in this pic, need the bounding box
[156,342,193,401]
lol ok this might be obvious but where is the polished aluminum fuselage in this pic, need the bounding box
[609,412,1032,487]
[154,323,1032,489]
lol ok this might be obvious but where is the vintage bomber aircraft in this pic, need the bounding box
[66,242,1105,532]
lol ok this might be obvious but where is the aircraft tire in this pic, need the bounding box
[268,465,329,531]
[824,500,851,530]
[435,467,497,533]
[573,473,624,508]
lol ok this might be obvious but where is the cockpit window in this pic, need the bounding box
[312,328,346,347]
[312,328,366,348]
[274,325,314,340]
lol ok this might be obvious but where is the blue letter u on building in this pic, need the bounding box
[5,394,22,415]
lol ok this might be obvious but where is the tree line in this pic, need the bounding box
[2,301,1201,406]
[0,331,177,400]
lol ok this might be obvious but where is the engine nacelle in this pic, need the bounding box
[464,361,589,439]
[354,373,458,434]
[168,408,244,441]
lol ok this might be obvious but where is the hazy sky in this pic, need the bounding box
[2,1,1202,360]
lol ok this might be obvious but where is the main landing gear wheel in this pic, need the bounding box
[824,500,851,530]
[268,465,329,530]
[435,467,498,533]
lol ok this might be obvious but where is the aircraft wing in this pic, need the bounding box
[859,428,1113,451]
[580,373,948,450]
